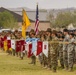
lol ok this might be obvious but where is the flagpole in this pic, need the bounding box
[35,2,39,35]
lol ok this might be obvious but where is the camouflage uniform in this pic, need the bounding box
[74,36,76,63]
[50,36,59,72]
[46,36,52,69]
[40,35,47,67]
[63,34,69,70]
[68,37,75,71]
[38,53,43,65]
[58,41,64,68]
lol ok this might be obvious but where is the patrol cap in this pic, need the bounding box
[63,29,68,32]
[52,30,57,36]
[30,29,35,33]
[46,28,52,33]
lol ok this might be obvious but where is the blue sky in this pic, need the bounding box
[0,0,76,9]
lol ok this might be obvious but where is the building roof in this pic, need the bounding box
[8,7,49,22]
[0,7,49,22]
[0,7,34,22]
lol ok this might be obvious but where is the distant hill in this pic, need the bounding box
[8,7,47,12]
[6,7,76,12]
[8,7,48,21]
[8,7,76,14]
[8,7,32,12]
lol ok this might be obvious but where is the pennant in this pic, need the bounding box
[11,39,15,50]
[42,41,48,57]
[25,43,29,51]
[7,40,11,49]
[27,43,33,58]
[0,37,1,48]
[1,37,4,48]
[16,40,21,52]
[32,38,38,53]
[20,40,25,51]
[36,41,42,56]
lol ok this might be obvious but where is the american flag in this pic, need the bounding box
[35,4,39,35]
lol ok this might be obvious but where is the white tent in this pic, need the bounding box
[67,23,75,30]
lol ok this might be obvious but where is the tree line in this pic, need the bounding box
[48,11,76,28]
[0,11,17,29]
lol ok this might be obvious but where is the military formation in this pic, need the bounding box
[0,28,76,72]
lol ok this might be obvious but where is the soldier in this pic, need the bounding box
[40,32,47,67]
[74,29,76,63]
[45,28,52,69]
[50,30,59,72]
[15,32,21,57]
[29,32,36,65]
[58,32,64,69]
[18,32,25,60]
[20,39,25,60]
[67,33,75,71]
[11,33,16,56]
[7,32,12,55]
[36,32,44,66]
[63,29,70,70]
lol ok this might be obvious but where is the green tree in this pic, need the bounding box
[55,12,73,28]
[47,12,54,27]
[0,11,17,29]
[48,11,76,28]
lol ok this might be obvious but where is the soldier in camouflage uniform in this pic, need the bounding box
[63,29,70,70]
[29,32,36,65]
[57,32,64,69]
[67,33,75,71]
[50,30,59,72]
[11,33,16,56]
[40,32,46,66]
[74,30,76,63]
[45,29,52,69]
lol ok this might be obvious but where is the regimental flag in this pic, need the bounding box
[35,4,39,35]
[7,36,11,40]
[20,40,25,51]
[0,37,1,48]
[1,37,4,48]
[31,38,39,56]
[42,41,48,57]
[7,40,11,50]
[11,39,15,50]
[16,40,21,52]
[22,9,31,39]
[36,41,42,56]
[25,43,29,51]
[31,38,39,52]
[27,43,33,58]
[4,36,7,40]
